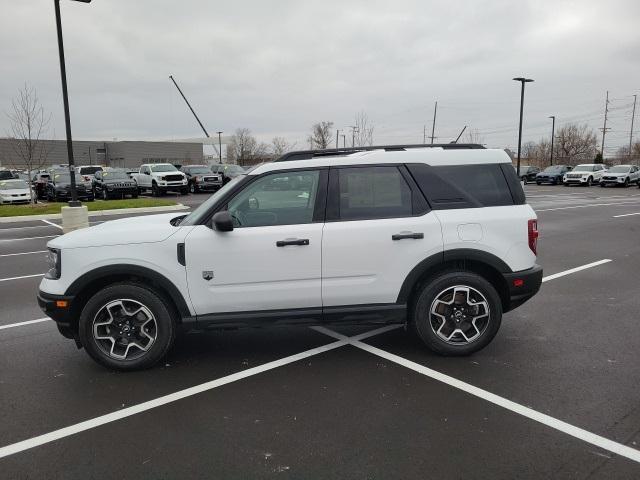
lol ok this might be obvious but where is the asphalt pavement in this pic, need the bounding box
[1,186,640,479]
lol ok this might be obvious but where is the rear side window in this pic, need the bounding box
[407,163,520,209]
[335,166,413,220]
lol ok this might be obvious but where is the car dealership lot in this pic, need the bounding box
[1,186,640,478]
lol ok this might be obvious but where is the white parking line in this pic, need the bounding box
[0,224,60,232]
[613,212,640,218]
[0,318,50,331]
[0,235,58,242]
[536,201,640,212]
[541,259,611,283]
[0,250,47,258]
[0,273,45,283]
[41,219,63,230]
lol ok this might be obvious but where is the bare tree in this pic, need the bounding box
[309,121,334,149]
[464,128,485,145]
[271,137,297,157]
[553,123,597,165]
[615,142,640,164]
[5,84,52,205]
[226,128,269,166]
[353,111,374,147]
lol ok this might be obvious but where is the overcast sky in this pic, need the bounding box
[1,0,639,156]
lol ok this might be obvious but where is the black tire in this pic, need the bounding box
[600,182,606,187]
[624,178,629,187]
[132,192,139,199]
[102,189,109,200]
[586,176,592,186]
[189,182,197,194]
[78,283,176,371]
[180,187,189,195]
[412,271,502,356]
[521,176,527,185]
[152,182,160,197]
[86,196,94,202]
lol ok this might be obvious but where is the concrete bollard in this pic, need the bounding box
[61,205,89,234]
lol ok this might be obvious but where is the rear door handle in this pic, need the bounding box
[392,232,424,241]
[276,238,310,247]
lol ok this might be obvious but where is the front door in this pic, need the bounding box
[184,169,326,316]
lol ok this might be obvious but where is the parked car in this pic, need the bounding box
[46,172,94,202]
[92,169,138,199]
[180,165,223,193]
[38,146,542,370]
[31,172,51,200]
[563,164,606,186]
[0,179,35,204]
[75,165,103,181]
[516,165,540,184]
[210,163,246,185]
[535,165,572,185]
[131,163,188,196]
[0,170,17,180]
[600,165,640,187]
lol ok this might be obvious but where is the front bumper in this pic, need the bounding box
[196,181,223,191]
[564,177,592,184]
[536,176,561,184]
[601,177,626,185]
[37,290,76,336]
[503,264,543,312]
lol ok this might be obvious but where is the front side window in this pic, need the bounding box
[227,170,320,228]
[336,166,413,220]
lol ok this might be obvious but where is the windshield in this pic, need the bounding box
[572,164,593,172]
[151,164,178,172]
[79,166,102,175]
[53,173,71,182]
[102,171,130,180]
[180,175,245,226]
[225,165,245,174]
[188,167,212,174]
[543,166,564,172]
[607,166,630,173]
[0,180,29,190]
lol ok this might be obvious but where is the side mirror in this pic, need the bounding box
[211,211,234,232]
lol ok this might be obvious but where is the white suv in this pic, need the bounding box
[563,163,606,186]
[38,146,542,370]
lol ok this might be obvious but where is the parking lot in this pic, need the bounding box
[1,185,640,479]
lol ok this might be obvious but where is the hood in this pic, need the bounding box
[49,212,184,249]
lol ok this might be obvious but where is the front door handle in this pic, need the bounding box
[276,238,310,247]
[392,232,424,241]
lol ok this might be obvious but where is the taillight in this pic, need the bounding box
[528,219,539,255]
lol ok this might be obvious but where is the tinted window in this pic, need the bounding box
[227,170,320,227]
[79,166,102,175]
[336,166,413,220]
[408,163,516,209]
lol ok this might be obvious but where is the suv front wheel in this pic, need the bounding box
[412,272,502,356]
[78,283,176,370]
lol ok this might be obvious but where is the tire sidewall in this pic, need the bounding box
[413,271,502,356]
[78,283,176,370]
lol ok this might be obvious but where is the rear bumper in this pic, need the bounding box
[503,264,543,312]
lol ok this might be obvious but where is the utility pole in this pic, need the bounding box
[336,129,340,150]
[216,131,223,164]
[423,125,426,144]
[430,101,438,145]
[342,135,346,148]
[599,90,610,161]
[349,125,358,148]
[513,77,534,177]
[630,94,637,164]
[548,116,555,166]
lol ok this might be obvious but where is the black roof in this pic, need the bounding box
[274,143,485,162]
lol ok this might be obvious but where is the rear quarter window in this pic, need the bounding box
[407,163,522,209]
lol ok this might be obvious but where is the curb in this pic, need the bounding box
[0,204,189,224]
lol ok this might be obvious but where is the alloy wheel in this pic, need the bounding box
[429,285,490,345]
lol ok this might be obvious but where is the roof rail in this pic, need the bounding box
[274,143,485,162]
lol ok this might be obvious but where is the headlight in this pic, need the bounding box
[160,176,165,181]
[45,248,61,280]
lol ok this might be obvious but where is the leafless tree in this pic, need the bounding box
[226,128,269,166]
[309,121,334,149]
[615,142,640,164]
[5,84,52,205]
[553,123,598,165]
[271,137,297,158]
[464,128,485,145]
[353,111,374,147]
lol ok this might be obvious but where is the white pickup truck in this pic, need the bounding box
[131,163,188,196]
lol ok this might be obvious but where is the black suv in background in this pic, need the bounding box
[535,165,572,185]
[516,165,540,184]
[210,163,246,185]
[46,172,94,202]
[92,169,138,200]
[180,165,223,193]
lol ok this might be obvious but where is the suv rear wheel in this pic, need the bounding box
[412,272,502,356]
[78,283,176,370]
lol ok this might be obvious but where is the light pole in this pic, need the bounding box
[54,0,91,208]
[216,131,223,164]
[513,77,534,178]
[548,115,555,166]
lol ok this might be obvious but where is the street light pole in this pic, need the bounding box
[216,131,223,164]
[548,115,555,166]
[513,77,534,178]
[55,0,91,207]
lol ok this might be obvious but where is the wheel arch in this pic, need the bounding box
[397,249,512,313]
[65,264,191,328]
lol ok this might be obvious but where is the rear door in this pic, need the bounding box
[321,165,443,307]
